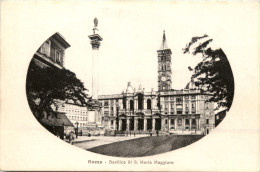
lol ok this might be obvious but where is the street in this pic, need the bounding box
[72,135,148,150]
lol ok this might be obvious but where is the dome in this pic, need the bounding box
[137,84,144,93]
[185,79,197,89]
[126,82,134,93]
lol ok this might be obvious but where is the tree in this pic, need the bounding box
[26,60,89,119]
[183,35,234,111]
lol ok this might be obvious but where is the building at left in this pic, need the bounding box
[30,32,74,138]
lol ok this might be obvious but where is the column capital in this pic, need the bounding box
[90,39,101,49]
[89,34,103,49]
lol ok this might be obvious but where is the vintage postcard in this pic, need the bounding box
[0,1,259,171]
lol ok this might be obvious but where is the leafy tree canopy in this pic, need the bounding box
[183,35,234,111]
[26,60,89,119]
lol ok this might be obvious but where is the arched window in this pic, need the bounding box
[138,94,144,109]
[130,100,134,110]
[147,99,151,109]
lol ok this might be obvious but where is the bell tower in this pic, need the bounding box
[157,30,172,91]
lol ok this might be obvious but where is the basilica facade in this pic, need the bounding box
[98,32,215,135]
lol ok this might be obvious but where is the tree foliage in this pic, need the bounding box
[183,35,234,111]
[26,60,88,119]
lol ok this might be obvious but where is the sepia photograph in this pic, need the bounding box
[1,1,259,171]
[26,18,234,157]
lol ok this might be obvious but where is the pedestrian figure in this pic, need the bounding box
[68,131,75,145]
[56,131,59,138]
[156,130,159,137]
[88,130,91,137]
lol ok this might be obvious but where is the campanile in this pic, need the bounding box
[157,31,172,91]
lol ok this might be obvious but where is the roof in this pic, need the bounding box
[40,112,74,127]
[52,32,71,49]
[160,30,168,50]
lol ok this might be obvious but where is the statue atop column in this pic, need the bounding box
[89,17,102,49]
[93,17,99,34]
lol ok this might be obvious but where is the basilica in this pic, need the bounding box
[98,31,215,135]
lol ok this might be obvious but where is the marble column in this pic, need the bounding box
[189,118,192,130]
[174,118,177,130]
[108,119,111,129]
[113,120,116,130]
[144,98,147,110]
[135,99,138,110]
[144,118,147,131]
[119,119,122,130]
[134,118,137,131]
[174,101,177,114]
[126,100,129,110]
[127,118,130,131]
[182,118,185,131]
[88,21,102,100]
[168,118,171,130]
[152,118,155,131]
[161,118,164,131]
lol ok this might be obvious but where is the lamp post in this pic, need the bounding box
[125,89,127,133]
[151,88,153,115]
[130,89,135,136]
[116,100,119,132]
[75,122,79,139]
[195,118,197,134]
[133,89,135,131]
[62,122,65,140]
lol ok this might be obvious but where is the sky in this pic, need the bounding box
[50,2,221,96]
